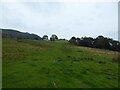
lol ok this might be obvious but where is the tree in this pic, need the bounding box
[50,34,58,41]
[76,38,81,46]
[109,40,120,51]
[42,35,48,40]
[69,37,77,44]
[69,35,120,52]
[94,36,110,49]
[80,37,94,47]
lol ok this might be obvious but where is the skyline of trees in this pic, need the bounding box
[1,28,120,52]
[69,35,120,52]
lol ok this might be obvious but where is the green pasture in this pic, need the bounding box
[2,38,119,88]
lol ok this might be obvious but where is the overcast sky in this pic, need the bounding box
[0,1,118,40]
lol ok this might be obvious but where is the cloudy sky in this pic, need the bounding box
[0,0,118,40]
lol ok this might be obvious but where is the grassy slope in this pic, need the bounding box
[2,38,119,88]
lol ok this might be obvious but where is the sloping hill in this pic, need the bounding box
[1,28,41,40]
[2,38,119,88]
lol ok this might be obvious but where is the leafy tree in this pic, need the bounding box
[50,34,58,41]
[69,35,120,52]
[42,35,48,40]
[76,38,81,46]
[109,40,120,51]
[80,37,94,47]
[94,36,110,49]
[69,37,77,44]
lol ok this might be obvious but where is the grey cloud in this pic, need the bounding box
[0,2,118,40]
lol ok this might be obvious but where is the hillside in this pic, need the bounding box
[2,38,119,88]
[1,29,41,40]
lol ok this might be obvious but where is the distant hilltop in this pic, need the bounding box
[1,28,42,40]
[1,28,67,41]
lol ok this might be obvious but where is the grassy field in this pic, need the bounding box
[2,38,119,88]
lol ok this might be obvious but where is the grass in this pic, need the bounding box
[2,38,119,88]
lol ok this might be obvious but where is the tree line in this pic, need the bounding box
[69,36,120,52]
[1,28,119,52]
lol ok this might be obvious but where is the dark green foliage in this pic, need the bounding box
[80,37,94,47]
[69,35,120,52]
[42,35,48,40]
[50,34,58,41]
[59,38,66,40]
[94,36,110,49]
[69,37,77,44]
